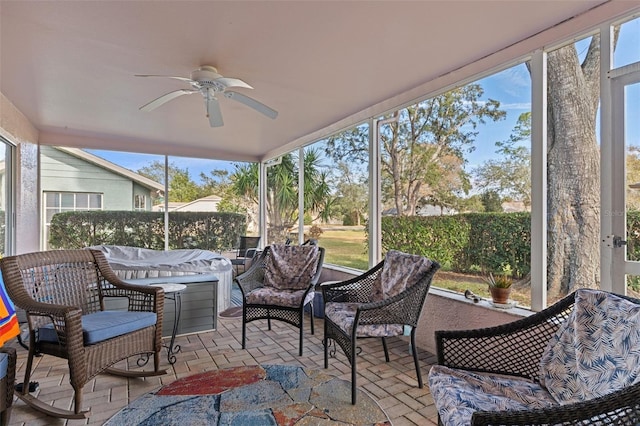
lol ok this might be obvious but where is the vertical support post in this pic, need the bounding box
[298,147,305,244]
[259,161,267,247]
[599,23,614,292]
[530,49,547,311]
[369,118,381,267]
[164,155,169,251]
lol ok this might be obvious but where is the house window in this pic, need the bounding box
[43,192,102,248]
[134,194,146,211]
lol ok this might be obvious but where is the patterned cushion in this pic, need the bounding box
[538,289,640,405]
[264,244,320,290]
[325,302,403,337]
[247,287,315,308]
[371,250,432,302]
[428,365,557,425]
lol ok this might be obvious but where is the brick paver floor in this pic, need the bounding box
[5,313,440,425]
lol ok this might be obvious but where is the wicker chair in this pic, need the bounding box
[0,249,166,419]
[235,244,324,356]
[430,290,640,425]
[322,251,440,404]
[231,236,261,275]
[0,347,16,426]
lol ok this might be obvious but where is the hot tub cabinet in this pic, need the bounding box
[91,245,232,335]
[124,274,219,336]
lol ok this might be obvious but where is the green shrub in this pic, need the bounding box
[49,210,246,252]
[381,212,530,278]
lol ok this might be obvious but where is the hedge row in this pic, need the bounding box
[48,211,246,251]
[381,213,531,277]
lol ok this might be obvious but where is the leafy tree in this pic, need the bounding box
[231,149,333,242]
[137,160,199,203]
[332,162,368,226]
[474,112,531,206]
[326,85,505,216]
[168,170,200,202]
[480,190,503,212]
[626,146,640,211]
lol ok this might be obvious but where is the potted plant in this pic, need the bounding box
[483,272,513,304]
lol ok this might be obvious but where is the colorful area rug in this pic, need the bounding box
[106,364,390,425]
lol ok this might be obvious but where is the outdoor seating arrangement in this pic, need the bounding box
[235,244,325,356]
[231,236,261,275]
[0,249,166,419]
[429,289,640,425]
[322,250,440,404]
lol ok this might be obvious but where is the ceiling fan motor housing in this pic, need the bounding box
[191,66,223,90]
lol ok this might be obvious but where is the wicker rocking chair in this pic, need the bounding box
[322,250,440,404]
[0,249,167,419]
[235,244,324,356]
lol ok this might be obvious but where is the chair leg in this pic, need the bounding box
[323,323,329,369]
[351,337,357,405]
[73,386,83,414]
[381,337,390,362]
[298,309,304,356]
[309,302,315,335]
[242,310,247,349]
[411,328,423,388]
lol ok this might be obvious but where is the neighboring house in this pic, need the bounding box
[153,195,221,212]
[502,201,530,213]
[40,146,164,248]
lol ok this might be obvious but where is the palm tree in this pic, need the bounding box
[232,148,334,242]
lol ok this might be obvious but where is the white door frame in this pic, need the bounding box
[610,62,640,294]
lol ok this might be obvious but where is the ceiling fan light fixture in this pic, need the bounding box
[136,65,277,127]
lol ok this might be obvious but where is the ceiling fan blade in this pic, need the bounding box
[215,77,253,90]
[139,89,196,111]
[135,74,193,83]
[206,97,224,127]
[224,91,278,119]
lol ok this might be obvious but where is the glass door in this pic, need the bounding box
[611,63,640,295]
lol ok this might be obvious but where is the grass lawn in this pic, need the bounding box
[317,227,369,270]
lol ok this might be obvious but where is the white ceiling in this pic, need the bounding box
[0,1,633,162]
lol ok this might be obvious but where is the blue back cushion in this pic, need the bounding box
[39,311,157,345]
[0,353,8,379]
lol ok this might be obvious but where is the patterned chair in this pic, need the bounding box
[235,244,324,356]
[322,250,440,404]
[429,289,640,425]
[0,249,166,419]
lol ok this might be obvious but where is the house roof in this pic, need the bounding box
[55,147,164,192]
[2,1,638,162]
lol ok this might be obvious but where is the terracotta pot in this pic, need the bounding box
[489,287,511,304]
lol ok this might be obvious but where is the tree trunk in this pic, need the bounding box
[546,38,601,299]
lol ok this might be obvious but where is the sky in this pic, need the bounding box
[88,17,640,185]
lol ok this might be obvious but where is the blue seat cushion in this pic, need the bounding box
[0,353,8,379]
[39,310,157,345]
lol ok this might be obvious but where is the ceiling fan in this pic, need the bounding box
[136,65,278,127]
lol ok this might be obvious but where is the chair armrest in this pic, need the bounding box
[354,277,432,328]
[91,249,164,313]
[435,292,575,380]
[471,382,640,425]
[234,250,267,297]
[322,260,384,304]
